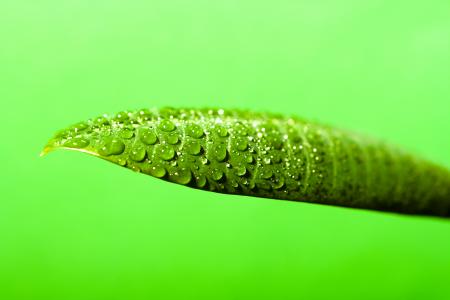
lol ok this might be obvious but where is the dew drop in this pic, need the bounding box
[94,116,109,126]
[131,165,141,172]
[236,166,247,176]
[138,108,153,120]
[235,138,248,151]
[273,177,285,189]
[98,138,125,156]
[157,144,175,160]
[114,111,129,122]
[196,175,207,188]
[216,126,228,137]
[249,181,256,189]
[212,144,227,161]
[261,169,273,179]
[139,127,157,145]
[150,165,166,178]
[185,140,201,155]
[263,157,271,165]
[211,169,224,181]
[130,145,146,162]
[186,124,204,138]
[166,133,179,144]
[64,137,89,148]
[170,168,192,185]
[72,122,88,132]
[235,122,248,136]
[54,129,70,139]
[118,157,127,166]
[158,119,176,132]
[120,128,134,139]
[201,157,209,165]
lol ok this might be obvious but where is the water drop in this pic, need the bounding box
[157,144,175,160]
[71,122,88,132]
[211,169,223,181]
[212,144,227,161]
[263,157,271,165]
[196,175,207,188]
[130,145,146,162]
[236,166,247,176]
[139,127,157,145]
[273,177,285,189]
[54,129,70,139]
[158,119,176,132]
[216,126,228,137]
[249,181,256,189]
[94,116,109,126]
[138,108,152,120]
[185,140,201,155]
[170,168,192,185]
[131,165,141,172]
[118,157,127,166]
[114,111,129,122]
[120,128,134,139]
[166,133,179,144]
[98,138,125,156]
[150,165,166,178]
[186,124,204,138]
[235,122,248,136]
[272,153,282,163]
[234,138,248,151]
[64,137,89,148]
[261,169,273,179]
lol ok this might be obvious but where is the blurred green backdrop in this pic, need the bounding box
[1,1,450,299]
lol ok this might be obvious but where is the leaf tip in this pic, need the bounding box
[40,145,54,157]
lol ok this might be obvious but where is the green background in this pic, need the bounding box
[1,1,450,299]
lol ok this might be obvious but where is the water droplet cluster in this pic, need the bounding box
[44,107,450,216]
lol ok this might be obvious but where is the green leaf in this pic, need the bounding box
[42,107,450,217]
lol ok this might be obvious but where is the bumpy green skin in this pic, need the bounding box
[43,107,450,217]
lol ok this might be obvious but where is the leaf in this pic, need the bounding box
[42,107,450,217]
